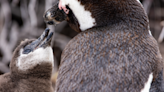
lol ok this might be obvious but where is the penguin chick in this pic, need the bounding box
[45,0,163,92]
[0,28,54,92]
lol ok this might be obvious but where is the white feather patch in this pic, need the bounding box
[149,30,152,36]
[61,0,96,31]
[141,73,153,92]
[17,47,54,71]
[136,0,141,3]
[136,0,143,7]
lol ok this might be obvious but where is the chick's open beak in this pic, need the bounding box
[23,28,53,54]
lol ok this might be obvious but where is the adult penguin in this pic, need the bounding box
[44,0,163,92]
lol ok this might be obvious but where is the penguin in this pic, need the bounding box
[0,28,54,92]
[44,0,163,92]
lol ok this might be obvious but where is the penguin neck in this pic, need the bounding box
[71,0,149,34]
[86,19,149,36]
[92,7,149,34]
[11,63,52,80]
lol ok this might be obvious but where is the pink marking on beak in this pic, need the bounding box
[58,0,69,14]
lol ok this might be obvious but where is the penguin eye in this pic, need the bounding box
[23,49,32,54]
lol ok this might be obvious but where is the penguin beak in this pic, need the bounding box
[23,28,53,54]
[43,3,66,25]
[44,11,56,25]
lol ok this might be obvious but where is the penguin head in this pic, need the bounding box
[44,0,148,32]
[44,4,81,32]
[44,3,67,25]
[10,28,54,78]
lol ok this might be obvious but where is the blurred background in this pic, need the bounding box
[0,0,164,90]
